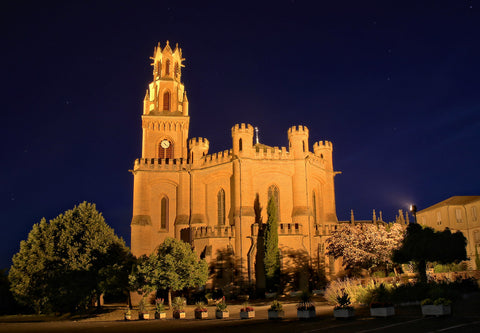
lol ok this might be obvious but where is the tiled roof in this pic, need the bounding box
[418,196,480,213]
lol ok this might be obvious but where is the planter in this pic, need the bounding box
[268,310,285,320]
[195,311,208,319]
[297,309,316,319]
[333,308,355,318]
[370,306,395,317]
[138,312,150,320]
[154,312,166,319]
[421,305,451,317]
[173,311,186,319]
[240,310,255,319]
[215,310,229,319]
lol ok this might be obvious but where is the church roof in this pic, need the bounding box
[418,196,480,213]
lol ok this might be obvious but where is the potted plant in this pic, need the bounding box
[333,291,354,318]
[138,298,150,320]
[297,291,316,319]
[240,302,255,319]
[421,298,451,316]
[154,298,166,319]
[172,296,186,319]
[369,284,395,317]
[194,301,208,319]
[215,296,229,319]
[268,300,284,320]
[124,307,132,321]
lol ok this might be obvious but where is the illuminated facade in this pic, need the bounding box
[130,42,340,282]
[417,196,480,268]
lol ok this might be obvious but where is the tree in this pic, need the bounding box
[392,223,467,283]
[130,237,208,307]
[264,196,280,291]
[325,222,405,274]
[9,202,130,313]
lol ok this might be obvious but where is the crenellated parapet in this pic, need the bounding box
[188,137,209,149]
[287,125,309,137]
[191,226,235,239]
[134,157,189,171]
[313,140,333,170]
[231,123,254,134]
[313,140,333,152]
[204,149,233,166]
[254,146,290,159]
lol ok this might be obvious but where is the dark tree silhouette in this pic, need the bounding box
[392,223,467,283]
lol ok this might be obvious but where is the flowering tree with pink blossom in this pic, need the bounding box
[326,223,405,274]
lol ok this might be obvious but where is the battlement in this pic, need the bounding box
[287,125,309,136]
[189,137,209,147]
[204,149,233,165]
[313,140,333,151]
[278,223,303,235]
[231,123,254,134]
[134,157,189,171]
[254,146,290,159]
[191,226,235,239]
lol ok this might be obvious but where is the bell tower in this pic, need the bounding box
[141,41,190,159]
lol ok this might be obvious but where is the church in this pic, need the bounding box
[130,42,341,283]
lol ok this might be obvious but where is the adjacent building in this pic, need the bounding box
[417,196,480,267]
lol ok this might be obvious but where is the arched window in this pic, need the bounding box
[217,189,225,226]
[174,62,179,78]
[163,91,170,111]
[268,185,280,220]
[239,138,243,151]
[158,140,174,159]
[165,59,170,75]
[156,61,161,76]
[312,191,317,224]
[161,197,168,229]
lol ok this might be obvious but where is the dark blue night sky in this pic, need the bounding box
[1,0,479,269]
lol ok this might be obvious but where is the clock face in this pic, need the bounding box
[160,140,170,149]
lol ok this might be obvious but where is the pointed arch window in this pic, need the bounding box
[163,91,170,111]
[268,185,280,220]
[158,140,174,159]
[312,191,317,224]
[217,189,226,226]
[161,196,168,229]
[165,59,170,75]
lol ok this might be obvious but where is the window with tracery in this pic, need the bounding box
[217,189,225,226]
[268,184,280,219]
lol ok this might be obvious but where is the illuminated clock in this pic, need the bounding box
[160,140,170,149]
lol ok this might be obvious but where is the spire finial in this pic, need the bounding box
[254,127,259,144]
[350,209,355,224]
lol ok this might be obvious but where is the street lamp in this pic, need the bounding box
[409,204,417,223]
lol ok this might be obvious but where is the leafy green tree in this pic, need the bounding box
[264,196,280,291]
[392,223,467,283]
[130,237,208,307]
[9,202,130,313]
[475,246,480,270]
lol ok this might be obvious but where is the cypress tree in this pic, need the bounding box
[264,196,280,291]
